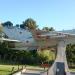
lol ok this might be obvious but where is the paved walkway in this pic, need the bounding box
[21,69,44,75]
[13,69,44,75]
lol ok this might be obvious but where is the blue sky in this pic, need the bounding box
[0,0,75,30]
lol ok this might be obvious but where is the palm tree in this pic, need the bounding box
[22,18,38,30]
[2,21,13,27]
[42,27,54,31]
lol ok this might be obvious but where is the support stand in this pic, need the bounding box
[41,40,71,75]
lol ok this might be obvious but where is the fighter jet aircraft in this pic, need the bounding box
[0,25,75,51]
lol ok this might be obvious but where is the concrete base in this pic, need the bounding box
[41,41,71,75]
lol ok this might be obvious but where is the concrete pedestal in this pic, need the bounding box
[41,40,71,75]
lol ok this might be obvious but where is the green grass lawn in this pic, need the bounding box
[0,64,46,75]
[0,65,22,75]
[69,68,75,72]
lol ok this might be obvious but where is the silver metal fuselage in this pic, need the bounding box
[1,26,75,50]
